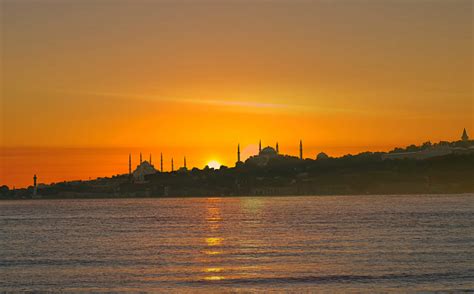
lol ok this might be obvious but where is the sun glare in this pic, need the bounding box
[207,160,221,169]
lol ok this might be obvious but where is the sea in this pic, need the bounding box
[0,195,473,292]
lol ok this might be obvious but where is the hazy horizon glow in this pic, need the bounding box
[1,0,473,187]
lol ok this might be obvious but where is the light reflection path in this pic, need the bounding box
[203,198,224,281]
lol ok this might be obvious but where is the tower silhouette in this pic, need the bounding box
[184,156,187,169]
[171,158,174,172]
[160,152,163,172]
[237,144,241,162]
[140,152,142,164]
[462,128,469,141]
[33,174,37,196]
[259,140,262,153]
[149,154,152,165]
[299,140,303,160]
[276,142,279,154]
[129,154,132,175]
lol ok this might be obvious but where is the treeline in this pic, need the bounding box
[388,139,472,154]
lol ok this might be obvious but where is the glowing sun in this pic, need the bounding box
[207,160,221,169]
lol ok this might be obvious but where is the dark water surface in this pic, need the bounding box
[1,195,473,292]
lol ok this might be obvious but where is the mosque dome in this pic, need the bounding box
[260,146,278,157]
[316,152,329,160]
[133,160,157,182]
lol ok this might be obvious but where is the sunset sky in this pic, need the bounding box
[1,0,473,187]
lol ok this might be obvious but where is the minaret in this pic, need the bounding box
[276,142,279,154]
[259,140,262,153]
[299,140,303,160]
[237,144,241,162]
[33,174,37,196]
[461,128,469,141]
[129,154,132,175]
[160,152,163,172]
[184,156,187,169]
[140,152,142,164]
[149,154,152,165]
[171,158,174,172]
[237,144,240,163]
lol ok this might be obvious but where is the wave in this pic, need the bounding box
[188,270,474,285]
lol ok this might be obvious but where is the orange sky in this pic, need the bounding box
[1,0,473,188]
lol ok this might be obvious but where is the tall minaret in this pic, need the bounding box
[33,174,37,196]
[259,140,262,153]
[276,142,279,154]
[462,128,469,141]
[237,144,241,162]
[184,156,187,169]
[129,154,132,175]
[149,154,152,165]
[140,152,142,164]
[299,140,303,160]
[171,158,174,172]
[160,153,163,172]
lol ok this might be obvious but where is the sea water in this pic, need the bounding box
[1,195,473,292]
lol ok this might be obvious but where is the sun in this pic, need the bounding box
[207,160,221,169]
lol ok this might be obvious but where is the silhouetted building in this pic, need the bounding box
[237,144,241,163]
[132,155,156,182]
[383,130,473,160]
[299,140,303,159]
[160,152,163,172]
[462,128,469,141]
[382,147,453,160]
[33,174,37,196]
[316,152,329,160]
[245,140,304,166]
[178,156,188,172]
[246,141,280,166]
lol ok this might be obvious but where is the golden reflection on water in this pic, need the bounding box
[205,237,222,246]
[203,250,222,255]
[204,276,224,281]
[203,198,225,281]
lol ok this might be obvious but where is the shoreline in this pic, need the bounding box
[1,192,473,201]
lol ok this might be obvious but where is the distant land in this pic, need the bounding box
[1,131,473,199]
